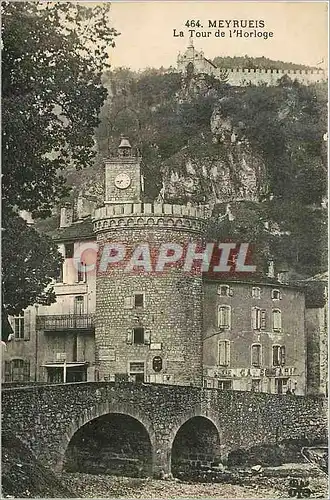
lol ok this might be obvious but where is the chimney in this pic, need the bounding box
[76,192,96,220]
[277,269,289,284]
[19,210,34,226]
[59,203,73,228]
[267,260,275,278]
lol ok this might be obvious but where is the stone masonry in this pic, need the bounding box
[2,383,327,476]
[93,203,208,386]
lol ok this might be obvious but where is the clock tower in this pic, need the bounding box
[105,136,143,204]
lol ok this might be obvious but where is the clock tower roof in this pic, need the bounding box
[118,135,132,150]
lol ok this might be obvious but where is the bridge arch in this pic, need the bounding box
[57,402,156,476]
[169,411,222,477]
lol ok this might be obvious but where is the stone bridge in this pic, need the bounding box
[2,382,327,477]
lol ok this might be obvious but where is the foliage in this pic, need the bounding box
[212,54,318,71]
[2,1,119,217]
[95,68,327,278]
[219,79,327,204]
[2,209,63,316]
[1,1,118,321]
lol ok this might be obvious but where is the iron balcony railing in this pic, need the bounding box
[36,314,95,333]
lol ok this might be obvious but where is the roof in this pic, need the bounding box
[303,271,328,283]
[36,216,95,242]
[51,218,95,242]
[203,275,303,290]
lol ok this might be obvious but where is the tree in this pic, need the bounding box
[2,2,119,337]
[2,211,62,316]
[2,1,119,216]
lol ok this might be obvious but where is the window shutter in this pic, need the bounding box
[127,330,133,345]
[251,345,261,367]
[218,307,223,328]
[252,308,258,329]
[124,297,133,309]
[261,310,266,330]
[219,341,225,365]
[273,310,282,331]
[4,361,11,382]
[280,346,286,365]
[226,307,231,329]
[229,287,233,297]
[24,311,31,340]
[23,360,30,382]
[144,329,151,345]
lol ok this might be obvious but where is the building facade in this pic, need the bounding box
[2,138,320,395]
[203,280,306,395]
[305,273,328,396]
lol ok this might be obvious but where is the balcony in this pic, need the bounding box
[36,314,95,333]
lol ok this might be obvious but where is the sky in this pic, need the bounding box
[102,1,328,70]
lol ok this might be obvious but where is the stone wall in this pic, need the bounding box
[305,306,328,395]
[177,51,327,86]
[94,219,205,386]
[2,382,327,476]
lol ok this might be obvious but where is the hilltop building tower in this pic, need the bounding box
[93,137,208,385]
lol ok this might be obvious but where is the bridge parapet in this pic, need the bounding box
[2,382,327,475]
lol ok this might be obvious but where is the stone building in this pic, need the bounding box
[1,138,319,395]
[305,272,328,396]
[203,279,306,395]
[177,40,327,86]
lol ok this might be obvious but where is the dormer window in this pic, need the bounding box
[272,289,281,300]
[217,285,233,297]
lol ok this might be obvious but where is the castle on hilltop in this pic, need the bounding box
[177,40,327,86]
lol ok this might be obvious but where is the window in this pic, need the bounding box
[251,379,261,392]
[56,264,64,283]
[218,340,230,367]
[218,305,231,329]
[64,243,74,259]
[129,362,145,383]
[5,359,30,382]
[251,344,262,367]
[272,309,282,332]
[77,263,86,283]
[218,380,232,390]
[134,293,144,308]
[252,287,261,299]
[74,296,84,315]
[272,289,281,300]
[14,316,24,339]
[133,327,144,345]
[252,307,261,330]
[127,328,150,345]
[272,345,286,366]
[275,378,288,394]
[217,285,233,297]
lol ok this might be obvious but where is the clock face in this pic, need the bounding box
[114,173,131,189]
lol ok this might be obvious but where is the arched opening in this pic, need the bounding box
[171,416,221,477]
[63,413,152,477]
[186,62,194,77]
